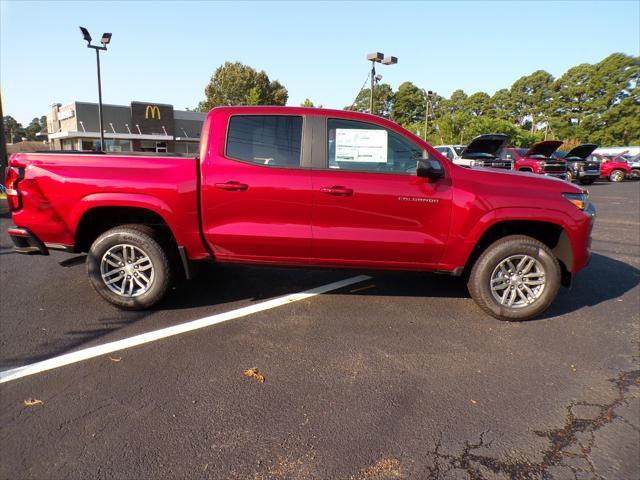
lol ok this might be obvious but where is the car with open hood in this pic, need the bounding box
[554,144,600,185]
[499,141,567,180]
[587,152,631,182]
[452,134,513,169]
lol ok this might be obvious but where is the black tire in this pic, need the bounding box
[467,235,561,321]
[87,224,172,309]
[579,178,596,185]
[630,169,640,180]
[608,170,625,182]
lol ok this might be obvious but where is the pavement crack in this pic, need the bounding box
[422,369,639,479]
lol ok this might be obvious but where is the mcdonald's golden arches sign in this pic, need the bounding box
[130,101,175,135]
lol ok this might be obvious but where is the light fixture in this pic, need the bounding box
[79,26,92,44]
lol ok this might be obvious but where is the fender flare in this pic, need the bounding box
[71,193,187,247]
[459,207,576,271]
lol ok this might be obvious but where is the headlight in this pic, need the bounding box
[562,192,589,210]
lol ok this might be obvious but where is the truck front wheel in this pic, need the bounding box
[609,170,625,182]
[87,225,172,309]
[467,235,561,321]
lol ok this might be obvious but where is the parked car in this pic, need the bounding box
[554,144,600,185]
[6,106,595,321]
[588,152,631,182]
[624,153,640,179]
[499,141,567,180]
[454,134,513,169]
[434,145,465,164]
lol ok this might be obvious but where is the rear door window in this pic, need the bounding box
[226,115,303,167]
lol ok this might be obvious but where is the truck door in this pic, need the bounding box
[201,113,313,262]
[309,117,452,267]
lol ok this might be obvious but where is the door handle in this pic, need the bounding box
[320,186,353,196]
[215,181,248,191]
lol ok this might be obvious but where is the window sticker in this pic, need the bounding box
[335,129,388,163]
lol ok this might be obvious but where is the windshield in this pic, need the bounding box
[454,146,465,156]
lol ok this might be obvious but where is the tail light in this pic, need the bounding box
[5,166,25,211]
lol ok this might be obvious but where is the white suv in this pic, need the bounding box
[434,145,468,165]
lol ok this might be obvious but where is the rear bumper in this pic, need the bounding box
[8,227,74,255]
[8,227,49,255]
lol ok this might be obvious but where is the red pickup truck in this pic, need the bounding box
[588,152,631,182]
[6,107,595,321]
[500,141,568,180]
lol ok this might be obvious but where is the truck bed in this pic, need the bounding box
[8,152,208,259]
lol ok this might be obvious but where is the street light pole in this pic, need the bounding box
[366,52,397,115]
[422,89,433,140]
[369,60,376,115]
[79,27,111,152]
[94,48,105,152]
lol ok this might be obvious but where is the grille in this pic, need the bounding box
[542,163,567,173]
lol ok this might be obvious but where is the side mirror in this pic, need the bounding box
[417,159,444,179]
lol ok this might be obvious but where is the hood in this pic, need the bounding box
[523,140,563,158]
[462,162,583,193]
[563,144,598,160]
[461,134,508,158]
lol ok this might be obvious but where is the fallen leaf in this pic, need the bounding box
[109,356,122,362]
[243,367,265,383]
[571,364,577,373]
[470,399,477,405]
[23,398,43,407]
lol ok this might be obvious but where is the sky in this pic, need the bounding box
[1,0,639,125]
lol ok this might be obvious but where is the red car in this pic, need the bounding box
[500,141,567,180]
[588,152,631,182]
[6,106,595,321]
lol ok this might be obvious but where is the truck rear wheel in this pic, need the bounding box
[87,225,172,309]
[467,235,561,321]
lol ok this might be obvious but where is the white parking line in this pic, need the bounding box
[0,275,371,384]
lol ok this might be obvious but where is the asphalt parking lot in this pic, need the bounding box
[0,180,638,480]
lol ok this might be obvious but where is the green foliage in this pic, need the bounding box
[391,82,426,125]
[346,83,394,118]
[197,61,288,111]
[300,98,322,108]
[3,115,26,143]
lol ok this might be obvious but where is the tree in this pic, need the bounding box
[197,62,288,111]
[509,70,554,131]
[24,117,43,141]
[464,92,493,117]
[391,82,426,127]
[346,83,394,118]
[490,89,514,121]
[300,98,322,108]
[550,53,639,144]
[3,116,25,143]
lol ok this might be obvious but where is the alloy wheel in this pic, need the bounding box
[490,254,546,309]
[100,244,154,297]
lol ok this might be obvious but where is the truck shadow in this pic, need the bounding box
[165,252,639,322]
[2,253,636,369]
